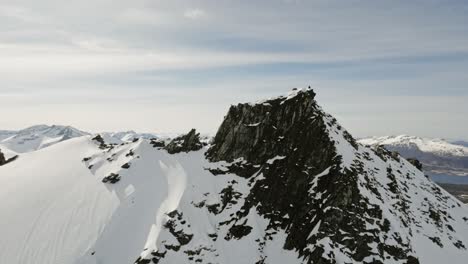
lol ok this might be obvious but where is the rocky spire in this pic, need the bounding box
[205,87,429,263]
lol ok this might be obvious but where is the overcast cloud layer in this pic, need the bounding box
[1,0,467,139]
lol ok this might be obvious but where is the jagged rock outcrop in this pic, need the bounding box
[165,129,204,154]
[204,88,464,264]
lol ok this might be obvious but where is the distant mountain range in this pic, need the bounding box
[359,135,468,184]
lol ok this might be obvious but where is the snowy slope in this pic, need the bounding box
[0,89,467,264]
[0,125,89,153]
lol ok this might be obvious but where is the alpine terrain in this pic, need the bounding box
[359,136,468,184]
[0,88,467,264]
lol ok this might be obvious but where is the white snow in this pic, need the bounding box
[359,135,468,157]
[1,118,468,263]
[266,155,286,164]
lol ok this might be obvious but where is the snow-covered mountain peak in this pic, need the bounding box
[359,135,468,157]
[0,124,89,153]
[251,86,316,106]
[205,88,468,264]
[0,88,467,264]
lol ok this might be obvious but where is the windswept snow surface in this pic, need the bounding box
[0,136,181,264]
[0,136,303,264]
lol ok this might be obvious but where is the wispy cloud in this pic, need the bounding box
[183,8,205,19]
[0,0,467,138]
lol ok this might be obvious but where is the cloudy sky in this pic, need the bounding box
[1,0,467,139]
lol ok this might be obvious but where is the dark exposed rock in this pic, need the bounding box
[0,149,18,166]
[164,129,204,154]
[121,163,131,169]
[227,222,253,240]
[164,210,193,246]
[0,150,6,166]
[407,158,423,171]
[102,173,120,184]
[206,88,418,263]
[406,256,420,264]
[150,138,166,148]
[126,150,135,157]
[92,134,109,149]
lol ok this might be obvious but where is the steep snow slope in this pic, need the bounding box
[0,88,467,264]
[0,125,89,153]
[0,136,183,264]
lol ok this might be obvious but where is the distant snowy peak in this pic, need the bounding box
[0,125,89,153]
[359,135,468,157]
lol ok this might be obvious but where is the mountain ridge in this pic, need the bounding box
[0,88,467,264]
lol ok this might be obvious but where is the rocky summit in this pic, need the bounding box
[205,88,467,263]
[0,88,467,264]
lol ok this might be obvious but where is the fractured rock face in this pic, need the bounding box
[204,88,462,263]
[165,129,204,154]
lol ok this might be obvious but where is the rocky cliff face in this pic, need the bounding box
[204,88,467,264]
